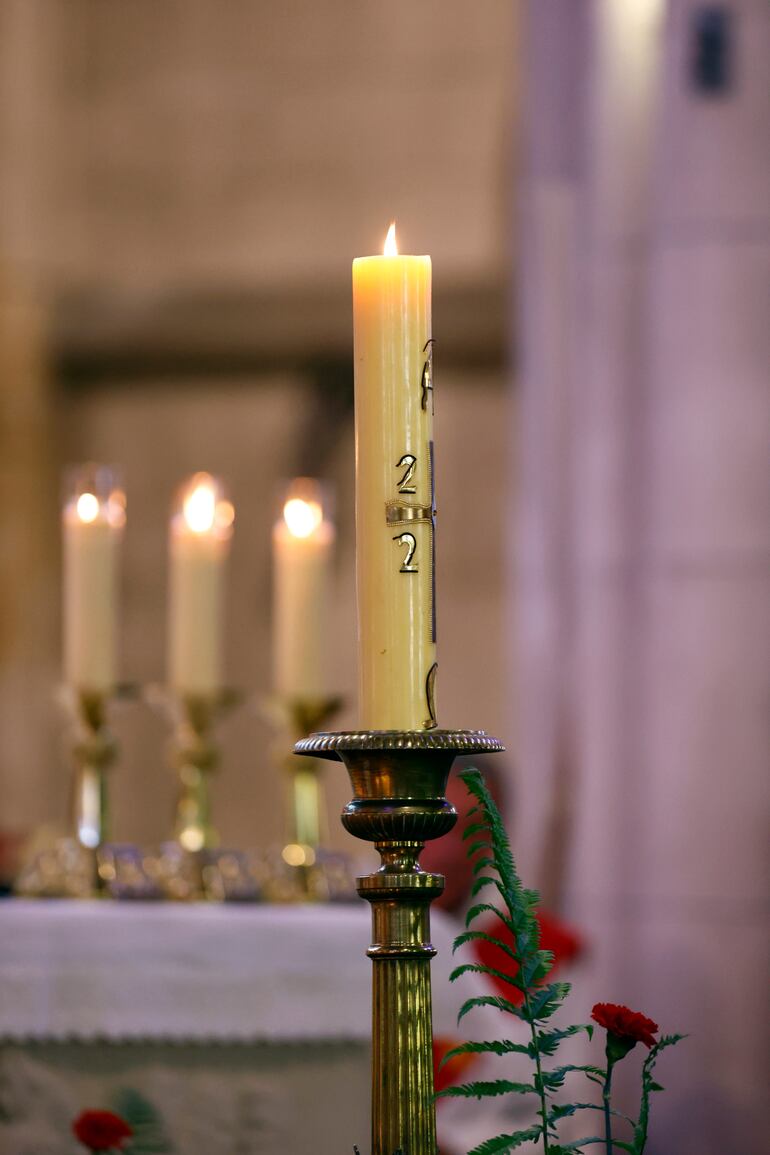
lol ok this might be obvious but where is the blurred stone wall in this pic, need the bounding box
[516,3,770,1152]
[0,0,518,852]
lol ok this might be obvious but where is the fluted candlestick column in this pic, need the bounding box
[295,728,504,1155]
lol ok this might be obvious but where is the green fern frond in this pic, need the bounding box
[446,769,594,1155]
[437,1078,537,1100]
[449,960,534,998]
[438,1039,532,1068]
[547,1102,636,1127]
[456,993,529,1024]
[539,1064,606,1092]
[467,1125,544,1155]
[552,1140,633,1152]
[535,1024,593,1057]
[451,928,521,964]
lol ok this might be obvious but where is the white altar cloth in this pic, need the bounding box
[0,899,478,1044]
[0,899,513,1155]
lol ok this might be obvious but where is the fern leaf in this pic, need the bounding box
[452,769,598,1155]
[457,993,529,1024]
[464,901,516,930]
[449,960,531,995]
[553,1140,633,1152]
[470,874,497,896]
[467,1126,544,1155]
[467,839,494,858]
[547,1103,635,1127]
[526,981,571,1021]
[540,1064,606,1092]
[463,821,491,839]
[437,1078,537,1100]
[535,1024,593,1057]
[452,928,521,964]
[438,1039,532,1068]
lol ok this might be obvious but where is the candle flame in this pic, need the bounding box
[76,492,100,524]
[183,476,217,534]
[384,221,398,257]
[284,497,323,539]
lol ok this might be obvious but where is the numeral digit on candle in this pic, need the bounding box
[393,532,418,573]
[396,454,417,494]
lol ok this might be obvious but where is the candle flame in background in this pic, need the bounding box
[283,497,323,539]
[384,221,398,256]
[183,476,217,534]
[76,492,100,524]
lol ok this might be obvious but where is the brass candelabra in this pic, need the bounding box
[271,696,341,851]
[15,687,120,898]
[295,727,504,1155]
[146,685,240,855]
[170,691,237,853]
[70,689,117,858]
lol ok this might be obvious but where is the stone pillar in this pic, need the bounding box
[632,3,770,1151]
[516,2,768,1152]
[514,0,587,890]
[0,0,61,842]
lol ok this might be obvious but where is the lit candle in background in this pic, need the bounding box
[168,472,233,695]
[272,478,334,700]
[352,223,436,730]
[62,464,125,692]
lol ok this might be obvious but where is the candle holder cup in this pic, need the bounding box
[295,727,504,1155]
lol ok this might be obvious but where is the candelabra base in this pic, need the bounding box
[295,729,504,1155]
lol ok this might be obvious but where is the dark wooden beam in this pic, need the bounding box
[53,279,509,387]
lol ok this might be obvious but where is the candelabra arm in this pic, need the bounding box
[295,729,504,1155]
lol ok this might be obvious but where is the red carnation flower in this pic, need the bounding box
[592,1002,659,1059]
[72,1109,133,1151]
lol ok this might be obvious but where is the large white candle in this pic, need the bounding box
[272,479,334,700]
[353,223,436,730]
[62,465,125,693]
[168,473,233,695]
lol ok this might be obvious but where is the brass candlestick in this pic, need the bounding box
[167,689,240,853]
[71,689,117,856]
[295,728,504,1155]
[270,695,342,854]
[15,687,120,898]
[264,694,349,901]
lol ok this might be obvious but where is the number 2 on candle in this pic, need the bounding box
[393,532,418,573]
[396,454,417,494]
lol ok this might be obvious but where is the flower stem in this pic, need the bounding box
[602,1060,614,1155]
